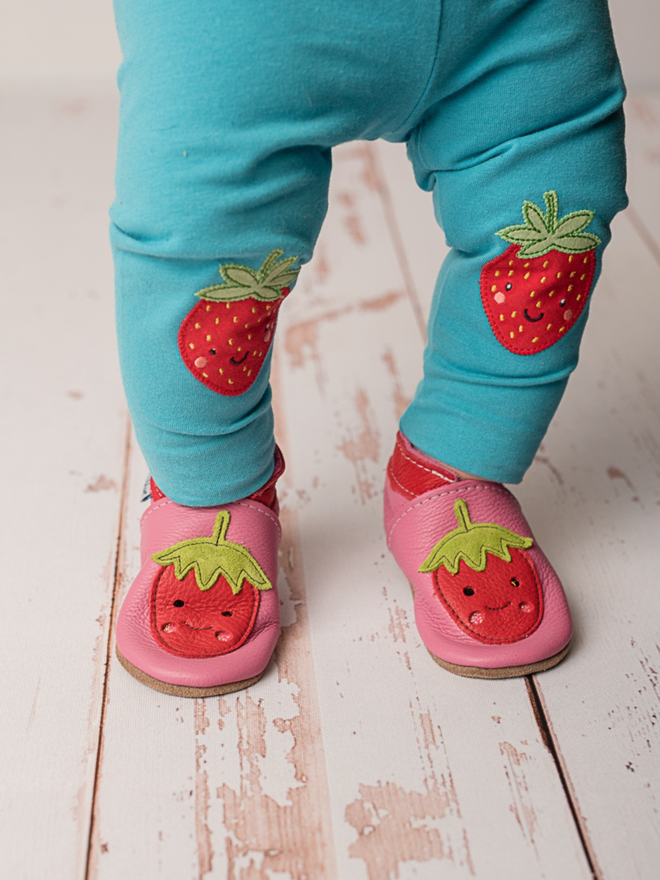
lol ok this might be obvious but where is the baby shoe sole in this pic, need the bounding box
[116,645,265,697]
[408,582,571,678]
[428,640,571,679]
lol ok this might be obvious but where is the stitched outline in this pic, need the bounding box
[395,434,457,482]
[387,482,524,546]
[141,497,282,541]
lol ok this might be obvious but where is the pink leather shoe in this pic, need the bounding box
[116,457,283,697]
[384,433,572,678]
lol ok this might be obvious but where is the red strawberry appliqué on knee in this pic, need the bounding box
[179,249,300,395]
[419,499,543,644]
[150,510,273,658]
[480,191,601,355]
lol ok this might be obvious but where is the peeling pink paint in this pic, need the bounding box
[337,388,381,504]
[499,742,539,849]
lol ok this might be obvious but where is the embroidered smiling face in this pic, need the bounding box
[178,249,299,396]
[149,510,272,657]
[419,500,543,644]
[480,191,600,355]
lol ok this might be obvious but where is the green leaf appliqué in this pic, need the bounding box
[195,248,300,304]
[419,499,533,576]
[496,191,601,258]
[152,510,272,594]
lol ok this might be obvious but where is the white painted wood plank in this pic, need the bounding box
[625,92,660,250]
[276,143,591,880]
[519,210,660,880]
[0,88,127,878]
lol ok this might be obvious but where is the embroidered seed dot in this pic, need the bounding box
[206,334,211,341]
[549,290,555,297]
[511,311,517,318]
[510,331,515,339]
[519,325,523,333]
[189,343,195,349]
[218,368,223,375]
[266,305,271,311]
[576,294,582,301]
[248,333,252,340]
[259,351,263,357]
[247,370,252,377]
[568,255,573,262]
[508,270,514,276]
[202,372,208,378]
[557,271,562,279]
[543,260,549,268]
[253,351,257,356]
[536,301,542,308]
[583,256,588,264]
[559,326,565,333]
[524,262,530,268]
[494,292,506,304]
[519,602,532,613]
[245,323,249,329]
[509,260,514,266]
[529,291,536,298]
[228,378,233,385]
[233,316,238,323]
[229,338,233,345]
[532,336,539,343]
[524,272,530,279]
[568,284,574,292]
[215,317,219,324]
[541,276,546,284]
[469,611,483,625]
[194,322,201,329]
[491,284,498,292]
[546,323,552,330]
[580,273,586,281]
[499,314,504,321]
[495,270,501,277]
[570,271,576,278]
[243,366,247,371]
[194,356,207,368]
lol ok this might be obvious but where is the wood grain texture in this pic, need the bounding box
[0,88,127,879]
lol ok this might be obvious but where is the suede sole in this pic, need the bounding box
[408,582,571,679]
[116,645,264,697]
[427,640,571,679]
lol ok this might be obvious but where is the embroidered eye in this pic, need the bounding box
[559,299,566,307]
[173,599,184,607]
[221,610,233,617]
[505,283,512,291]
[510,578,520,588]
[463,587,475,596]
[209,348,216,355]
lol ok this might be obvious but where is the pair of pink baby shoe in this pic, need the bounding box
[116,435,572,696]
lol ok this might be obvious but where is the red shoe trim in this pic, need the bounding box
[387,432,457,499]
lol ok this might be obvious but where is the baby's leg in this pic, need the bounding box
[384,0,626,676]
[397,0,626,482]
[111,3,334,507]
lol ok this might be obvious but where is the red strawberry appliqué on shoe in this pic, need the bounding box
[179,249,300,395]
[480,191,601,355]
[419,499,543,644]
[150,510,273,658]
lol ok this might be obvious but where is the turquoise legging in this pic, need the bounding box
[111,0,626,506]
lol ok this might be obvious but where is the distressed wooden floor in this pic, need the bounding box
[1,87,660,880]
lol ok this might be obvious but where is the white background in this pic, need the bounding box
[0,0,657,89]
